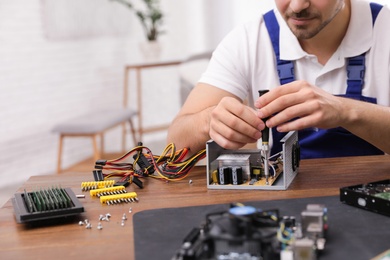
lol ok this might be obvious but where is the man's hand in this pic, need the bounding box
[210,96,265,150]
[255,80,347,132]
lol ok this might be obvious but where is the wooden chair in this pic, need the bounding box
[52,108,137,173]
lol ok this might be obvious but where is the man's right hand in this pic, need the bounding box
[210,96,264,150]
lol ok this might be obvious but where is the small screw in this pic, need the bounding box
[97,222,103,230]
[129,208,132,213]
[78,221,84,226]
[121,220,125,226]
[86,223,92,229]
[122,213,127,221]
[189,179,193,184]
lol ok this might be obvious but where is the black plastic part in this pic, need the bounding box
[114,175,131,187]
[132,176,144,189]
[12,188,84,224]
[258,90,270,142]
[183,227,201,244]
[133,153,155,175]
[93,170,104,181]
[95,159,107,166]
[292,141,301,171]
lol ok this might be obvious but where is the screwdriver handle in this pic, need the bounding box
[258,90,270,143]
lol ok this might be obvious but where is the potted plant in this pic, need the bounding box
[110,0,164,42]
[110,0,164,58]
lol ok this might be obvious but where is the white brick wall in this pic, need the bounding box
[0,0,209,188]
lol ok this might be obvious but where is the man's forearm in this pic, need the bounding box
[342,98,390,154]
[167,106,214,154]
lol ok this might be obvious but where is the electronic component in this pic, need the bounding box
[81,180,115,191]
[132,176,144,189]
[89,186,127,197]
[99,192,138,205]
[172,203,328,260]
[372,249,390,260]
[259,90,271,185]
[133,152,155,176]
[93,170,104,181]
[206,131,300,190]
[12,187,84,223]
[340,179,390,216]
[92,143,206,188]
[113,175,131,187]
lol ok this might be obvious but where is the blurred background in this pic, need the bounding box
[0,0,273,201]
[0,0,386,204]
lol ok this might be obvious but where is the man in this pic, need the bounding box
[167,0,390,159]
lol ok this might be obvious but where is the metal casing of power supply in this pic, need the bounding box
[206,131,300,190]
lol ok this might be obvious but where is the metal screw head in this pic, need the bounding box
[97,222,103,230]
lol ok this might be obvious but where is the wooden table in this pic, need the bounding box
[1,155,390,259]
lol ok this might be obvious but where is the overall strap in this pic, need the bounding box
[370,2,383,26]
[264,3,383,89]
[265,4,384,159]
[346,3,383,98]
[263,10,295,85]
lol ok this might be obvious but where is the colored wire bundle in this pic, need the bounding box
[94,143,206,184]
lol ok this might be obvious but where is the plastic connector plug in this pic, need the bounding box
[99,192,138,205]
[133,153,155,175]
[132,176,144,189]
[95,159,107,166]
[90,186,127,197]
[93,170,104,181]
[115,176,131,187]
[81,180,115,191]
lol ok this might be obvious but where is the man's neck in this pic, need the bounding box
[299,1,351,65]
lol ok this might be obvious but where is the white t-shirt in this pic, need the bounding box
[199,0,390,108]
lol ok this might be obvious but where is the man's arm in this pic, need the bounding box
[167,83,264,154]
[256,80,390,154]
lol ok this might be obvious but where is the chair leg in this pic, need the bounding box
[57,135,64,174]
[128,119,137,146]
[92,134,100,162]
[100,133,104,158]
[122,122,126,153]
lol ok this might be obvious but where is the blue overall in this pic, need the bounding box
[263,3,384,159]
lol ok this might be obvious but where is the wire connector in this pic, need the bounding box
[95,159,107,166]
[132,176,144,189]
[93,170,104,181]
[133,153,155,175]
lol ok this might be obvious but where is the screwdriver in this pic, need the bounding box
[258,90,270,185]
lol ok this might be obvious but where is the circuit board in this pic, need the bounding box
[340,179,390,217]
[12,187,84,223]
